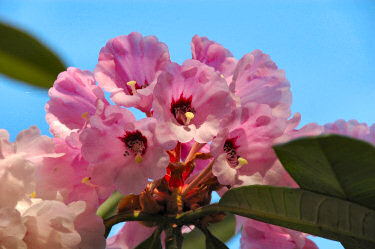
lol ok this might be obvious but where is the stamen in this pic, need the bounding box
[127,80,137,94]
[81,176,96,187]
[135,153,143,164]
[220,74,224,78]
[81,112,89,120]
[29,191,36,198]
[235,157,248,170]
[185,112,194,125]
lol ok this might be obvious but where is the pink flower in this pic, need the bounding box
[0,126,61,207]
[210,104,287,186]
[36,133,110,249]
[261,160,298,188]
[95,32,171,113]
[230,50,292,118]
[80,105,176,195]
[240,219,318,249]
[46,67,108,138]
[324,119,375,144]
[191,35,237,81]
[275,113,323,144]
[153,60,236,143]
[0,127,95,249]
[21,200,85,249]
[0,207,27,248]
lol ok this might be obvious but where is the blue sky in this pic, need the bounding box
[1,0,374,248]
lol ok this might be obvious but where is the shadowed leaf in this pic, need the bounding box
[219,186,375,249]
[182,212,236,249]
[274,135,375,209]
[135,227,163,249]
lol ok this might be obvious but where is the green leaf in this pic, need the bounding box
[97,191,124,219]
[0,22,66,88]
[182,212,236,249]
[219,185,375,249]
[135,227,163,249]
[341,242,358,249]
[198,225,229,249]
[274,135,375,209]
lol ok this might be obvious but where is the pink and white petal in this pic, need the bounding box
[194,115,222,143]
[89,160,123,188]
[0,155,35,208]
[71,197,105,249]
[46,67,106,137]
[115,164,149,195]
[106,222,156,249]
[0,129,13,159]
[14,126,52,154]
[0,207,27,249]
[80,127,124,164]
[154,122,178,150]
[95,32,170,112]
[23,200,84,249]
[212,153,238,186]
[324,119,370,141]
[169,122,196,143]
[191,35,237,79]
[236,173,263,188]
[141,147,169,180]
[240,219,317,249]
[262,161,298,188]
[231,51,292,118]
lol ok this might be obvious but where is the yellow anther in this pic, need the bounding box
[81,176,91,184]
[81,177,96,187]
[185,112,195,125]
[235,157,248,170]
[220,74,225,78]
[81,112,89,121]
[135,154,143,164]
[127,80,137,94]
[29,191,36,198]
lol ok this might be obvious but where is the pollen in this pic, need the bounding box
[81,112,89,120]
[135,153,143,164]
[81,176,96,187]
[220,74,224,78]
[185,112,195,125]
[127,80,137,95]
[29,191,36,198]
[235,157,248,169]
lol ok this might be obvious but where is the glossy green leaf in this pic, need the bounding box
[274,135,375,209]
[0,22,66,88]
[182,213,236,249]
[219,185,375,249]
[135,227,163,249]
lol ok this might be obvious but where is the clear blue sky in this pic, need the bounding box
[1,0,374,248]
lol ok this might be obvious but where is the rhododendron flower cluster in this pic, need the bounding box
[2,32,374,249]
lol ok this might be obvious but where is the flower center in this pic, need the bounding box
[223,138,248,169]
[223,138,239,167]
[120,130,148,163]
[170,94,196,125]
